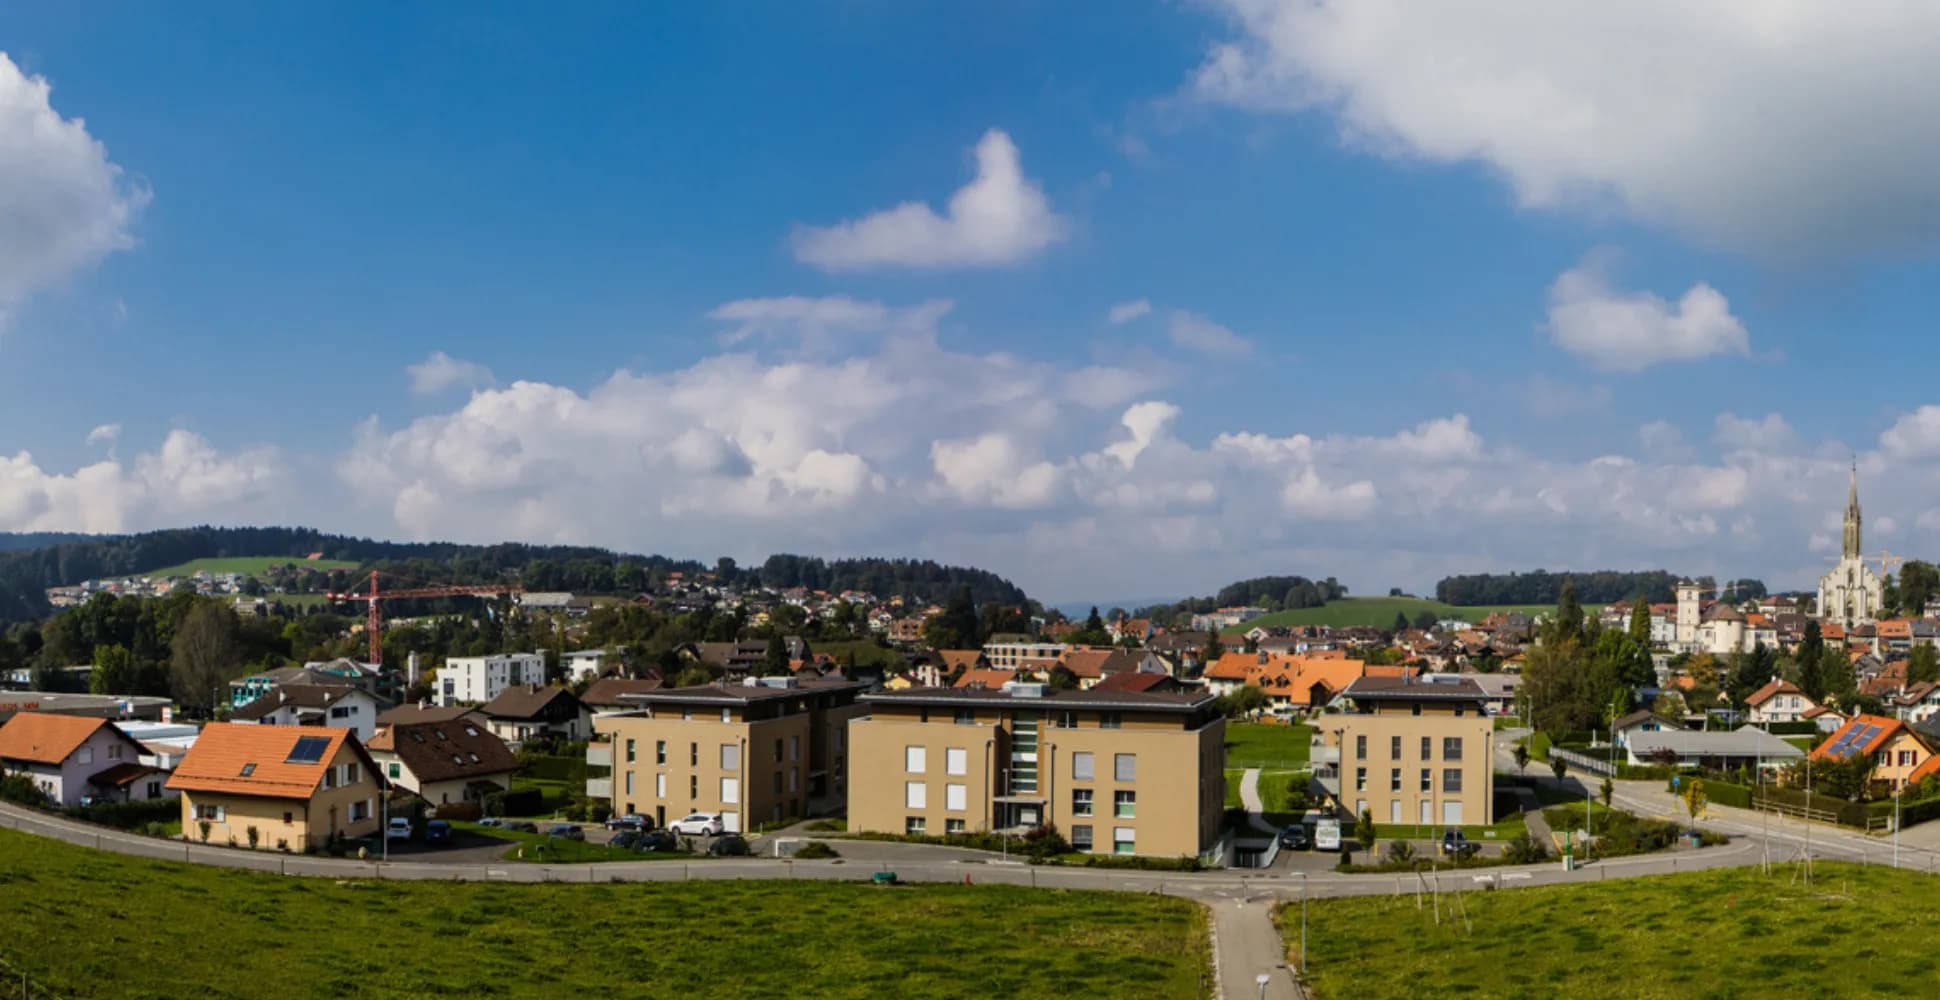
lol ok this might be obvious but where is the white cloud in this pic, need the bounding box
[708,295,953,352]
[1280,467,1378,520]
[1187,1,1940,255]
[1523,375,1611,419]
[930,433,1063,509]
[0,51,149,324]
[1167,310,1254,358]
[85,423,121,446]
[1544,255,1749,371]
[0,430,280,532]
[1107,299,1152,325]
[1879,405,1940,459]
[1714,412,1798,454]
[406,351,495,396]
[790,129,1067,270]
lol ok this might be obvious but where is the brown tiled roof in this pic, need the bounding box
[1058,646,1142,679]
[166,723,375,800]
[580,677,664,709]
[375,704,488,728]
[953,668,1019,690]
[88,761,167,788]
[937,649,986,671]
[0,713,139,766]
[481,685,585,721]
[370,720,518,784]
[230,684,363,721]
[1746,679,1805,707]
[1091,672,1176,693]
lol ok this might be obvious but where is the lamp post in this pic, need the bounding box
[1894,782,1903,869]
[1298,871,1309,977]
[1256,972,1271,999]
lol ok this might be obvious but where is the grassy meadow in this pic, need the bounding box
[1223,597,1596,633]
[141,555,359,578]
[1225,722,1313,768]
[0,828,1207,999]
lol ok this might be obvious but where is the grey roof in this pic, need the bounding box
[618,679,869,707]
[1626,726,1802,760]
[862,686,1216,714]
[231,684,365,720]
[1612,710,1685,732]
[1343,675,1488,703]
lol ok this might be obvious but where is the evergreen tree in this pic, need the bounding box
[1628,598,1652,645]
[1392,612,1409,634]
[757,632,789,677]
[1910,645,1940,686]
[1549,579,1583,646]
[1199,630,1224,672]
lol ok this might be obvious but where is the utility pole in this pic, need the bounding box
[1299,871,1309,977]
[1895,783,1902,870]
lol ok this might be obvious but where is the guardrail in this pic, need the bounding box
[1549,747,1615,778]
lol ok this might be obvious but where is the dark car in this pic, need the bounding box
[504,820,539,834]
[706,834,751,857]
[1440,829,1477,858]
[609,830,641,850]
[1278,824,1311,850]
[424,820,453,845]
[635,829,678,853]
[605,814,652,832]
[548,824,586,841]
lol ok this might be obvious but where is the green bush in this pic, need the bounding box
[495,788,544,817]
[589,803,612,824]
[1503,831,1548,864]
[1069,854,1204,872]
[433,801,483,822]
[516,754,588,784]
[63,797,180,830]
[791,841,839,859]
[848,824,1070,861]
[0,774,46,807]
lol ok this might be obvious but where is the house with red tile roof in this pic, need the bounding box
[1746,679,1819,724]
[1811,714,1940,792]
[0,712,165,807]
[167,722,384,851]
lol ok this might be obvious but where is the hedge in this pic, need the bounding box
[1762,721,1822,736]
[518,755,588,784]
[62,798,179,830]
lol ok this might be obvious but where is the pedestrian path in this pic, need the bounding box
[1240,768,1280,835]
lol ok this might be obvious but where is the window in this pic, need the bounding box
[1443,768,1462,793]
[656,741,666,765]
[625,772,635,796]
[954,708,975,725]
[1442,737,1463,761]
[350,799,370,822]
[1421,736,1432,759]
[946,783,967,811]
[323,768,337,790]
[387,762,401,779]
[1390,768,1401,792]
[946,819,966,834]
[282,811,293,824]
[344,763,360,784]
[656,774,666,798]
[1114,790,1136,818]
[1411,703,1422,717]
[1113,827,1135,855]
[626,739,636,763]
[773,772,783,794]
[721,708,733,723]
[789,768,799,793]
[1100,712,1122,729]
[789,736,800,762]
[240,763,257,778]
[1354,767,1367,792]
[1114,753,1136,782]
[1900,750,1916,767]
[1072,789,1094,816]
[1071,824,1094,851]
[107,744,123,761]
[1355,735,1367,759]
[77,746,93,765]
[774,738,784,762]
[1391,735,1402,759]
[946,747,968,776]
[195,804,224,822]
[1420,768,1432,792]
[689,775,698,799]
[689,743,698,766]
[905,746,927,773]
[1055,711,1077,729]
[1072,752,1095,781]
[906,782,927,809]
[721,744,740,770]
[721,777,739,804]
[906,816,927,835]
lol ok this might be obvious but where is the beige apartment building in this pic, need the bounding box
[591,678,868,831]
[1316,675,1494,827]
[848,685,1225,858]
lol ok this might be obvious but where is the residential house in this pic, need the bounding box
[579,677,666,715]
[562,649,625,685]
[167,723,383,852]
[1805,705,1848,734]
[982,641,1066,672]
[1746,679,1820,724]
[886,618,928,644]
[1316,676,1494,827]
[937,649,989,678]
[436,653,547,707]
[375,703,489,729]
[1465,674,1521,717]
[1623,726,1803,771]
[1090,672,1186,694]
[1610,710,1685,750]
[847,684,1224,857]
[479,685,592,745]
[227,661,378,709]
[1890,681,1940,726]
[953,668,1020,691]
[0,712,168,807]
[1057,647,1166,689]
[367,720,518,809]
[229,684,383,741]
[592,678,870,830]
[1811,714,1940,792]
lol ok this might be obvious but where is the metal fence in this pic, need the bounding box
[1549,747,1615,778]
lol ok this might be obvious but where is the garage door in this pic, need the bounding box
[1442,801,1463,826]
[721,811,741,833]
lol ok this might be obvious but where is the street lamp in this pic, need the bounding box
[1298,871,1309,977]
[1256,972,1272,999]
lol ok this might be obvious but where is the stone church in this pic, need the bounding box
[1816,466,1882,628]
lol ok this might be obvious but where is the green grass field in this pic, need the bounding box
[142,555,360,578]
[1222,597,1600,633]
[0,828,1207,999]
[1225,722,1313,768]
[1279,862,1940,999]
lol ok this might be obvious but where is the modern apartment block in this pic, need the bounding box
[847,685,1225,858]
[435,653,546,707]
[1315,675,1494,827]
[590,678,868,832]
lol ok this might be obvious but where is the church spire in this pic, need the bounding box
[1843,462,1862,559]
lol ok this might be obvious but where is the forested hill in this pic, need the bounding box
[1433,570,1765,605]
[1135,574,1349,627]
[0,532,95,553]
[0,527,1032,622]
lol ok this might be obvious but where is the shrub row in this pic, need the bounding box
[1051,854,1205,872]
[62,797,179,830]
[516,755,588,784]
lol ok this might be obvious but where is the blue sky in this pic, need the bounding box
[4,2,1940,602]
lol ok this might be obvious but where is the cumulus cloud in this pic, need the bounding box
[1544,255,1749,371]
[1879,405,1940,459]
[406,351,495,396]
[1107,299,1152,324]
[790,129,1067,270]
[708,296,953,353]
[1167,310,1254,358]
[1714,413,1798,454]
[1186,1,1940,256]
[0,51,149,323]
[0,430,280,533]
[85,423,121,447]
[930,433,1063,509]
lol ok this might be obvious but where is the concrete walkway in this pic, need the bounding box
[1239,768,1280,836]
[1510,786,1554,849]
[1211,895,1303,999]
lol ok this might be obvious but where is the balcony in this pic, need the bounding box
[586,742,613,767]
[585,778,612,799]
[1311,765,1340,798]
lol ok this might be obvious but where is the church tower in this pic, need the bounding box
[1818,464,1882,628]
[1842,463,1862,560]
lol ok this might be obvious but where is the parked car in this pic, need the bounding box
[609,830,641,850]
[1279,823,1311,850]
[606,814,651,832]
[548,824,586,841]
[668,813,726,836]
[635,829,678,853]
[706,834,751,857]
[424,820,453,845]
[503,820,539,833]
[386,817,412,841]
[477,817,502,828]
[1440,829,1477,858]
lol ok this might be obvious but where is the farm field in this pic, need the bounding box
[140,555,359,578]
[1222,596,1597,633]
[1280,862,1940,999]
[0,828,1207,999]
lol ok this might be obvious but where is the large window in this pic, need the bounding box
[946,748,968,776]
[1114,753,1136,782]
[789,736,800,762]
[1355,767,1367,792]
[1072,752,1094,781]
[689,743,697,766]
[1113,827,1135,855]
[721,777,739,804]
[1100,713,1122,730]
[954,708,975,725]
[946,819,966,834]
[1442,737,1463,761]
[906,816,926,835]
[1419,768,1431,793]
[625,773,635,796]
[1391,735,1402,759]
[656,741,666,765]
[625,739,636,763]
[906,781,927,809]
[720,744,740,770]
[1355,735,1367,759]
[1114,791,1136,818]
[905,746,927,773]
[1442,768,1462,793]
[1390,768,1401,792]
[656,774,666,798]
[1071,825,1094,851]
[1072,788,1094,816]
[946,783,967,811]
[1420,736,1432,759]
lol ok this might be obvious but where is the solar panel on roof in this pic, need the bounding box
[285,735,330,764]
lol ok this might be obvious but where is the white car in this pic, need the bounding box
[668,813,725,836]
[386,817,412,841]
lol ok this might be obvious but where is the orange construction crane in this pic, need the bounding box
[327,570,520,667]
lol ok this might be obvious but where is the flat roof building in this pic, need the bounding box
[1317,675,1496,829]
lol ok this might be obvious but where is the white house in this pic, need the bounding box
[562,649,622,685]
[436,653,547,707]
[367,720,519,809]
[0,712,171,807]
[1611,710,1685,750]
[1745,679,1819,724]
[229,684,384,742]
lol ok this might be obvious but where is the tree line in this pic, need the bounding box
[1136,575,1348,627]
[1434,570,1768,606]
